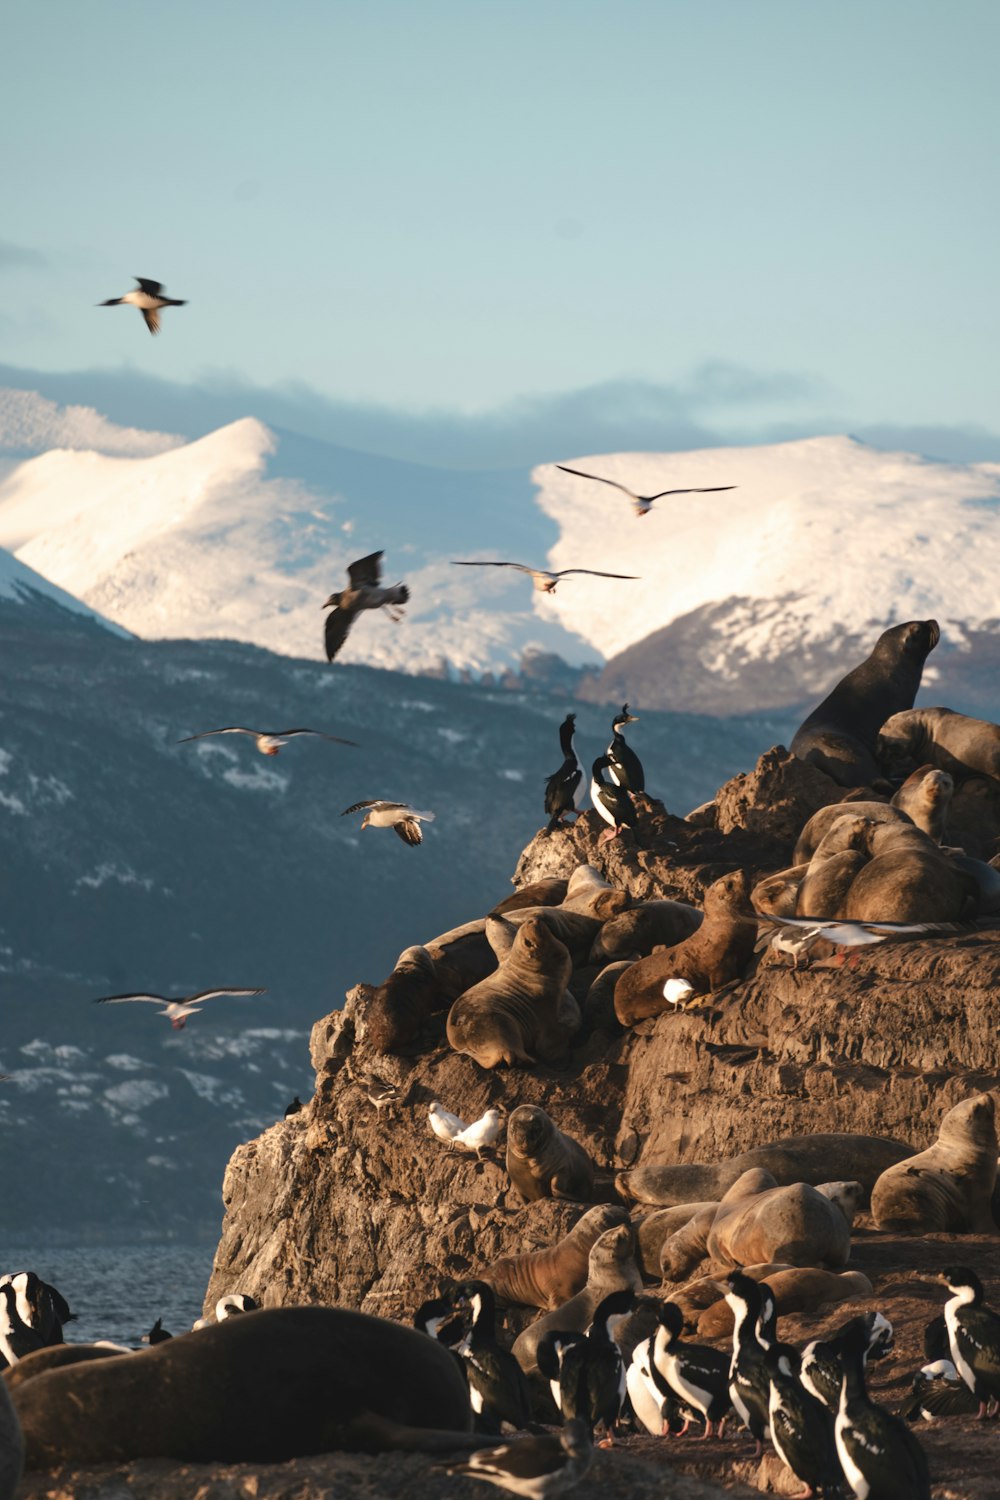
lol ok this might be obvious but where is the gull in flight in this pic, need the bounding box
[323,551,409,661]
[451,560,639,594]
[98,277,187,335]
[341,800,435,847]
[556,463,736,518]
[177,726,358,756]
[93,987,266,1030]
[755,913,969,968]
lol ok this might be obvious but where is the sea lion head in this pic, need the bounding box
[704,868,751,917]
[939,1092,997,1150]
[589,1221,635,1273]
[892,766,954,834]
[814,814,879,857]
[876,711,920,775]
[876,618,940,662]
[507,1104,554,1158]
[513,917,570,974]
[815,1180,864,1225]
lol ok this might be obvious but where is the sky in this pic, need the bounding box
[3,0,1000,465]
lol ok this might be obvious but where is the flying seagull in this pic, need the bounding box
[323,551,409,661]
[755,913,970,967]
[177,727,358,756]
[556,463,736,518]
[341,799,435,846]
[450,560,639,594]
[98,277,187,336]
[93,988,266,1030]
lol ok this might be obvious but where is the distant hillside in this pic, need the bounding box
[0,593,787,1238]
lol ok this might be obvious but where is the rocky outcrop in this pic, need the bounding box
[206,747,1000,1325]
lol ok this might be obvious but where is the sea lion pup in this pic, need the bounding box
[751,865,808,918]
[890,764,954,843]
[613,869,755,1026]
[11,1308,483,1467]
[0,1376,22,1500]
[511,1223,642,1376]
[506,1105,596,1204]
[617,1131,912,1209]
[446,920,579,1069]
[590,899,702,963]
[482,1204,628,1309]
[790,618,940,787]
[485,906,606,966]
[871,1093,998,1234]
[878,706,1000,784]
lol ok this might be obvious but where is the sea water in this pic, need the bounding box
[1,1243,217,1346]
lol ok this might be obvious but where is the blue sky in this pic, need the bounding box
[3,0,999,462]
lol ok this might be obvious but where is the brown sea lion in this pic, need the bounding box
[696,1268,874,1338]
[890,764,953,843]
[635,1203,720,1278]
[792,801,905,864]
[616,1132,912,1208]
[0,1375,22,1500]
[505,1105,595,1204]
[490,878,569,915]
[559,864,631,919]
[354,927,496,1055]
[752,866,808,917]
[796,847,868,919]
[790,619,940,787]
[842,817,975,922]
[659,1170,778,1281]
[590,900,703,963]
[486,905,606,965]
[878,706,1000,785]
[2,1344,123,1391]
[481,1204,628,1309]
[446,920,579,1069]
[11,1308,482,1468]
[582,961,630,1034]
[706,1178,860,1272]
[613,869,755,1026]
[511,1223,642,1375]
[871,1093,998,1233]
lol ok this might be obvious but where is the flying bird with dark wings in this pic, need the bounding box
[341,799,435,846]
[93,988,266,1030]
[451,560,638,594]
[556,463,736,517]
[323,551,409,661]
[98,278,187,335]
[177,727,358,756]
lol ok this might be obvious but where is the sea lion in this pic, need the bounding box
[11,1308,482,1468]
[706,1178,860,1272]
[613,869,755,1027]
[751,866,808,917]
[559,865,631,920]
[590,900,703,963]
[446,920,580,1069]
[796,846,868,919]
[511,1223,642,1375]
[878,706,1000,785]
[790,619,940,787]
[945,850,1000,914]
[635,1203,720,1278]
[486,905,605,965]
[582,961,630,1035]
[490,879,569,915]
[659,1170,778,1281]
[0,1376,22,1500]
[354,929,496,1055]
[870,1093,998,1234]
[890,765,953,843]
[616,1132,912,1208]
[793,801,906,865]
[2,1344,123,1390]
[482,1204,628,1309]
[842,817,974,923]
[505,1105,595,1204]
[696,1268,874,1338]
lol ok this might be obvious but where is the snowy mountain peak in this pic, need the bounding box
[0,545,127,634]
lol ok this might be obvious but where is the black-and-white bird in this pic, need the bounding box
[900,1359,979,1422]
[98,277,187,335]
[454,1280,533,1431]
[755,913,969,961]
[0,1283,45,1368]
[93,987,266,1030]
[177,726,357,756]
[323,551,409,661]
[722,1271,777,1456]
[543,1289,634,1445]
[835,1317,930,1500]
[800,1311,894,1412]
[284,1095,303,1118]
[649,1301,731,1439]
[606,705,644,794]
[765,1340,846,1500]
[341,799,435,846]
[544,713,582,832]
[451,560,639,594]
[141,1316,173,1345]
[939,1265,1000,1419]
[440,1418,593,1498]
[590,755,638,844]
[0,1271,74,1346]
[556,463,736,518]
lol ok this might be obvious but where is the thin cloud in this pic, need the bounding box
[0,241,47,271]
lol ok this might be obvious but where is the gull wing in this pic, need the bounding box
[558,569,640,580]
[647,485,737,499]
[347,551,384,587]
[271,729,359,746]
[186,988,266,1003]
[450,560,534,574]
[394,819,423,846]
[93,993,168,1005]
[556,464,636,499]
[141,307,161,336]
[134,277,164,295]
[341,799,383,816]
[324,605,356,661]
[177,728,256,743]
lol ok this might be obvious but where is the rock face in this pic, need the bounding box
[206,747,1000,1328]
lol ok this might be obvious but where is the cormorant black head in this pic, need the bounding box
[591,1287,636,1336]
[939,1266,984,1302]
[614,704,639,727]
[657,1301,684,1340]
[722,1269,762,1309]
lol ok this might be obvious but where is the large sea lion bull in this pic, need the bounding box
[790,619,940,787]
[11,1308,483,1468]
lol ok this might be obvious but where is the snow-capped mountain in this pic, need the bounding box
[4,386,1000,711]
[0,542,127,635]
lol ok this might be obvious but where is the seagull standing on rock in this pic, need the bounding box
[341,800,435,846]
[428,1101,467,1145]
[98,277,187,335]
[323,551,409,661]
[453,1107,504,1158]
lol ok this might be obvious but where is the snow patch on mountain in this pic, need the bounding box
[0,545,127,633]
